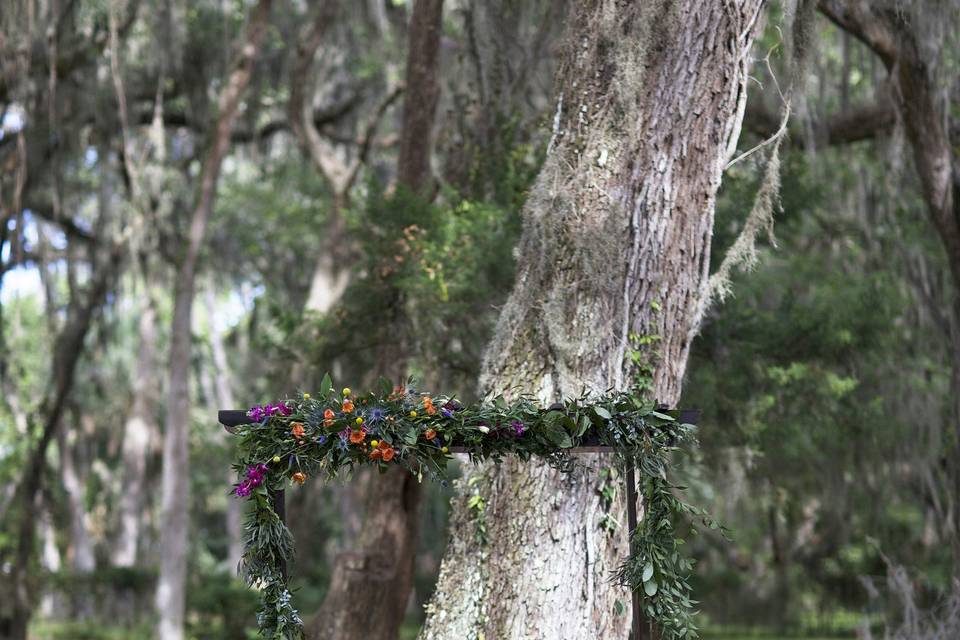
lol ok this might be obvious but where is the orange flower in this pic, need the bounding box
[423,397,437,415]
[369,448,382,461]
[424,428,437,440]
[342,399,355,413]
[349,428,366,444]
[292,472,306,485]
[323,408,336,427]
[375,440,396,461]
[291,422,305,439]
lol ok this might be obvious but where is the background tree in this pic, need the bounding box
[307,2,443,638]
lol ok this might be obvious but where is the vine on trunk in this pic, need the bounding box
[231,375,712,639]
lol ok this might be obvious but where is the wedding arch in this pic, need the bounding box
[220,375,704,640]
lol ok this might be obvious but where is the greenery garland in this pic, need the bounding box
[231,375,713,639]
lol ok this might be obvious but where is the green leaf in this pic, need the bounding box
[319,373,333,396]
[594,406,612,420]
[542,421,573,448]
[544,410,566,426]
[379,376,393,396]
[644,580,658,596]
[641,562,654,582]
[403,428,418,446]
[576,414,591,437]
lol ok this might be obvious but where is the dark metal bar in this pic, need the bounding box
[626,464,644,640]
[271,489,287,581]
[217,408,700,431]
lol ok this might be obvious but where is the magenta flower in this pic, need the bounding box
[234,462,269,497]
[250,402,292,421]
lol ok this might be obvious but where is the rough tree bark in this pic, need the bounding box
[307,3,443,639]
[419,2,763,639]
[155,2,273,638]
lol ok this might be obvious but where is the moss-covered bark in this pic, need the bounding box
[419,2,763,638]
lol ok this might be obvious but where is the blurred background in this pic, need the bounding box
[1,0,958,638]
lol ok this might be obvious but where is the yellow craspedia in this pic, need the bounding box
[441,446,449,454]
[342,387,351,396]
[409,410,418,418]
[355,417,364,425]
[370,440,379,448]
[272,456,281,464]
[303,392,311,400]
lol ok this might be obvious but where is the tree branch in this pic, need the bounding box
[745,96,896,147]
[342,82,404,195]
[817,0,898,68]
[22,204,96,243]
[289,1,401,200]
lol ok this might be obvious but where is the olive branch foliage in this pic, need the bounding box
[231,374,715,639]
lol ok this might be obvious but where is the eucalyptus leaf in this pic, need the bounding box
[642,562,654,582]
[319,373,333,396]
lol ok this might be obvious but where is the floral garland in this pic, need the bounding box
[231,376,710,640]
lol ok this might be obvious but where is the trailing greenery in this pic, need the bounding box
[232,375,708,639]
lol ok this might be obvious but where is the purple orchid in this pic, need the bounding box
[235,463,269,497]
[510,420,526,437]
[248,402,291,421]
[264,402,291,417]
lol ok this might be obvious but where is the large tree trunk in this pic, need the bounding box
[395,0,443,195]
[60,411,97,620]
[155,2,272,638]
[204,289,245,570]
[419,2,763,639]
[113,291,160,568]
[308,3,443,639]
[59,424,96,575]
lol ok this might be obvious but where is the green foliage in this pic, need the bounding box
[286,183,522,393]
[232,379,707,639]
[685,145,954,628]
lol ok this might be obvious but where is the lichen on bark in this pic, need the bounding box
[419,1,764,639]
